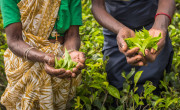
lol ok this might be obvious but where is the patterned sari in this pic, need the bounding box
[1,0,81,109]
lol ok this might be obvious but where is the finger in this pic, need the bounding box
[133,61,145,66]
[71,73,76,78]
[72,67,78,73]
[126,55,143,65]
[157,37,165,52]
[129,61,144,66]
[145,49,156,62]
[138,52,147,65]
[45,63,66,76]
[150,48,156,54]
[79,53,86,64]
[117,36,128,53]
[44,55,55,67]
[76,62,85,70]
[125,47,139,57]
[57,70,72,78]
[73,68,81,75]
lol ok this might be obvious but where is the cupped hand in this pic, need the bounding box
[69,50,86,76]
[117,27,146,66]
[44,54,73,79]
[145,28,166,62]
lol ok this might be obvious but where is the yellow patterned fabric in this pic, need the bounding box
[1,0,81,109]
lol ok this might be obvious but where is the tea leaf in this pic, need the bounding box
[107,85,120,99]
[125,28,162,56]
[134,71,143,87]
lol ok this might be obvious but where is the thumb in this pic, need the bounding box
[120,37,128,52]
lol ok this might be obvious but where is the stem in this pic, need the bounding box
[142,104,149,110]
[0,84,6,88]
[116,99,119,107]
[102,91,108,107]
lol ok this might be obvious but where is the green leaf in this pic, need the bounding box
[127,68,135,79]
[107,85,120,99]
[153,98,164,107]
[134,87,138,92]
[80,96,91,105]
[100,106,106,110]
[120,96,128,103]
[93,99,102,109]
[123,82,130,93]
[133,94,140,105]
[166,98,178,108]
[124,28,162,56]
[55,48,77,71]
[55,57,59,69]
[134,71,143,87]
[121,71,126,79]
[116,105,124,110]
[90,84,102,90]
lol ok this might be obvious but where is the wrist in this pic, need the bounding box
[153,14,169,31]
[117,25,127,34]
[43,54,54,64]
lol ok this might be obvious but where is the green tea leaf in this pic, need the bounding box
[107,85,120,99]
[125,28,162,56]
[54,48,77,71]
[134,71,143,87]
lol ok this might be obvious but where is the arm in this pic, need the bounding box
[64,26,81,51]
[91,0,146,66]
[6,23,68,77]
[91,0,124,34]
[64,26,85,76]
[63,0,85,76]
[145,0,176,62]
[153,0,176,31]
[5,23,46,63]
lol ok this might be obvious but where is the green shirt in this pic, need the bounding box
[0,0,82,37]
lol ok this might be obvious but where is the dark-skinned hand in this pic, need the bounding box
[117,27,147,66]
[69,50,86,75]
[44,54,69,79]
[145,28,166,62]
[44,51,85,79]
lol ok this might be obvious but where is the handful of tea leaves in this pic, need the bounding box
[124,28,162,56]
[55,49,77,71]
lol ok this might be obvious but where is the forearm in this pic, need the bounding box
[64,26,81,51]
[6,22,47,63]
[153,0,176,30]
[91,0,125,34]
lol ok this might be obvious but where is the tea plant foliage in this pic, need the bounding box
[0,1,180,110]
[71,0,180,109]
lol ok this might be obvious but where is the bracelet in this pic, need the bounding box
[24,47,35,60]
[155,12,172,25]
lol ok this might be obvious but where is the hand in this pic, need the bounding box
[145,28,166,62]
[69,50,86,76]
[44,54,74,78]
[117,27,146,66]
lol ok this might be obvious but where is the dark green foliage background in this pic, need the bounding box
[0,0,180,109]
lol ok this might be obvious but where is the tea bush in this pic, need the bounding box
[71,0,180,110]
[0,1,180,110]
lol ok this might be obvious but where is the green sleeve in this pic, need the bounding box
[69,0,82,25]
[0,0,21,28]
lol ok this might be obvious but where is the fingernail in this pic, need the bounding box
[121,44,124,48]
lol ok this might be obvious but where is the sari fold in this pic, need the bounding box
[1,0,81,109]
